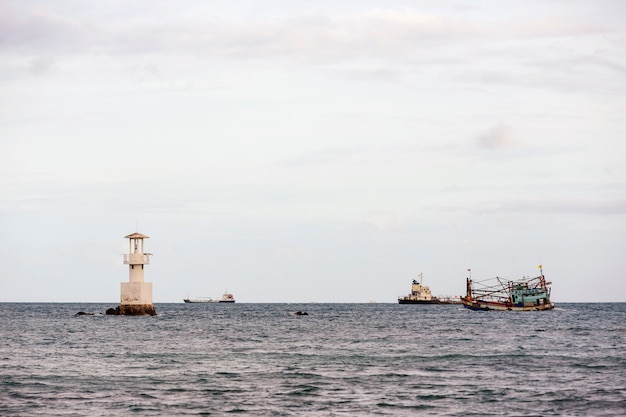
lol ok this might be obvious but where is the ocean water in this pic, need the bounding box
[1,303,624,416]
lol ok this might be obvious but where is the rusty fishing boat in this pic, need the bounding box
[461,266,554,311]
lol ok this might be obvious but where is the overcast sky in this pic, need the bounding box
[1,0,625,303]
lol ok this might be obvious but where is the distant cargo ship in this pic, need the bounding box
[184,292,235,303]
[398,273,458,304]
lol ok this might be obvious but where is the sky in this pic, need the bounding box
[1,0,625,303]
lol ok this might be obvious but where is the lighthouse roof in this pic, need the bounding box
[125,232,150,239]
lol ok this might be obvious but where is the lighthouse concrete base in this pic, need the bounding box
[106,304,157,316]
[120,282,153,305]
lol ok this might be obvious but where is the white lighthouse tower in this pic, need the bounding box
[112,232,156,315]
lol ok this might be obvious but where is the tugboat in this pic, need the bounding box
[398,273,442,304]
[461,265,554,311]
[184,291,236,303]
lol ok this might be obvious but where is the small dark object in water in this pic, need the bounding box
[75,311,94,316]
[294,311,308,316]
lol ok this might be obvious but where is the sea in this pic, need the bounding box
[1,302,624,416]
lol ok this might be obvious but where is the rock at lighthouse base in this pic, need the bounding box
[106,304,157,316]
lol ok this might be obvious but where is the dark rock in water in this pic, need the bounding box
[105,304,157,316]
[294,311,309,316]
[75,311,94,316]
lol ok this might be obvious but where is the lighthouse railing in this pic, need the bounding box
[123,253,151,264]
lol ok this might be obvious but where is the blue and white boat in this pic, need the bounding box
[461,266,554,311]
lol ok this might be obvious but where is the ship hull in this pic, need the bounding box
[398,299,441,304]
[461,298,554,311]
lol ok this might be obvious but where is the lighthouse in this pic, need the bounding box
[107,232,156,315]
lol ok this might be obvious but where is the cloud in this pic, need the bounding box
[502,16,606,39]
[505,198,626,216]
[362,210,405,231]
[0,7,78,49]
[0,4,611,65]
[29,56,55,74]
[444,196,626,217]
[281,145,368,166]
[475,123,517,150]
[336,67,402,82]
[0,3,620,97]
